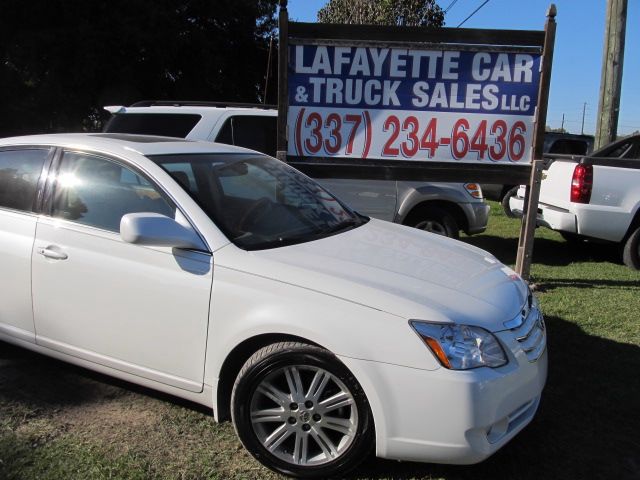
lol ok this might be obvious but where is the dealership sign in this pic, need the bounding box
[287,45,541,164]
[276,5,557,280]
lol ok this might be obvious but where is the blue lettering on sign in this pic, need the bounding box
[288,45,541,116]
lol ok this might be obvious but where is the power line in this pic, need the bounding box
[444,0,460,13]
[457,0,490,27]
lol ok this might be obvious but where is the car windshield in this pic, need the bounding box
[147,153,367,250]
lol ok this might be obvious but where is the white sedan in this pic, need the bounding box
[0,134,547,478]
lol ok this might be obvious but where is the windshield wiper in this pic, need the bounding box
[243,216,369,251]
[322,217,367,235]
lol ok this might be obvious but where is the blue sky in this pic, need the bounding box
[286,0,639,136]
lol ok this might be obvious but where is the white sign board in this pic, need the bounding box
[287,45,541,164]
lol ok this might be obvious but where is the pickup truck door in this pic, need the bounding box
[31,150,212,392]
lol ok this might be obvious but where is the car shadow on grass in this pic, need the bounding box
[2,316,639,480]
[462,235,621,268]
[350,315,640,480]
[0,341,211,415]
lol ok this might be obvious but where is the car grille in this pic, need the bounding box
[504,293,546,362]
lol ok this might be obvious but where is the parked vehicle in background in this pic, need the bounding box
[483,132,594,217]
[0,133,546,478]
[510,134,640,269]
[104,101,489,238]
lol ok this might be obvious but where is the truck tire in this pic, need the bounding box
[622,226,640,270]
[404,206,459,239]
[501,186,520,218]
[560,232,584,244]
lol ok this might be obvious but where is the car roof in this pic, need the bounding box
[0,133,263,157]
[107,105,278,116]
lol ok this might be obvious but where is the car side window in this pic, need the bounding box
[603,141,633,158]
[627,140,640,160]
[51,151,175,233]
[0,149,49,213]
[214,116,277,157]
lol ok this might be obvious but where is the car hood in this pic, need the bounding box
[219,219,528,332]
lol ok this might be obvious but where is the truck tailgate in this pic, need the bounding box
[539,160,577,210]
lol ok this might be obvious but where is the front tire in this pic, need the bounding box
[231,342,373,478]
[405,206,459,239]
[623,226,640,269]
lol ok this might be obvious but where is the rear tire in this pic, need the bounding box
[501,186,519,218]
[405,206,459,239]
[560,232,584,244]
[622,226,640,270]
[231,342,374,478]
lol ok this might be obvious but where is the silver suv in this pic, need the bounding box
[104,101,489,238]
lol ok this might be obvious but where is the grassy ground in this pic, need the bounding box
[1,201,639,480]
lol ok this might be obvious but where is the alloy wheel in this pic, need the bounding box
[249,365,358,466]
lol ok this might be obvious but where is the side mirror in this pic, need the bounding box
[120,213,207,250]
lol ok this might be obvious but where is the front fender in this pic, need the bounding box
[396,181,472,223]
[205,265,440,381]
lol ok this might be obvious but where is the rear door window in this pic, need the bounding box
[105,113,201,138]
[215,116,277,156]
[0,149,49,213]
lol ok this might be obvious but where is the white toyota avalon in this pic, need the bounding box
[0,134,547,478]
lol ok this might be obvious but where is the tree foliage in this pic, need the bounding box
[0,0,278,136]
[317,0,444,27]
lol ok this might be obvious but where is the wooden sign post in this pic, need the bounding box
[277,0,557,282]
[515,5,557,280]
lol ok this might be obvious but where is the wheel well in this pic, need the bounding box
[215,333,321,422]
[402,200,468,233]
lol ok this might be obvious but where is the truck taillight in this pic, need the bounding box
[570,164,593,204]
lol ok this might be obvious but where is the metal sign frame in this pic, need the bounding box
[277,0,557,282]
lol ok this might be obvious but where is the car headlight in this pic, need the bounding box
[410,321,507,370]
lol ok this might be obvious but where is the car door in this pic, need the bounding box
[31,149,212,392]
[0,147,52,343]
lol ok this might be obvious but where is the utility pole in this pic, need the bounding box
[581,102,586,135]
[595,0,627,149]
[561,113,565,131]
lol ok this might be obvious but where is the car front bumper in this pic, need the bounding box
[464,202,491,235]
[339,327,547,464]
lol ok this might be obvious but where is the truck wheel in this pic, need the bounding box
[405,206,459,239]
[231,342,374,478]
[622,226,640,269]
[560,232,584,244]
[501,186,520,218]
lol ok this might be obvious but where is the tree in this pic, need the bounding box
[0,0,278,136]
[317,0,444,27]
[546,126,568,133]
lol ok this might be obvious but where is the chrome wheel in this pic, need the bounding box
[414,219,448,236]
[249,365,358,466]
[405,206,459,238]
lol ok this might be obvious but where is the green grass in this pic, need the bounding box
[1,201,639,479]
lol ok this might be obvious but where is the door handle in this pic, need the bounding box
[37,246,68,260]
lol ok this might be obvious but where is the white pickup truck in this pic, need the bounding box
[510,134,640,269]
